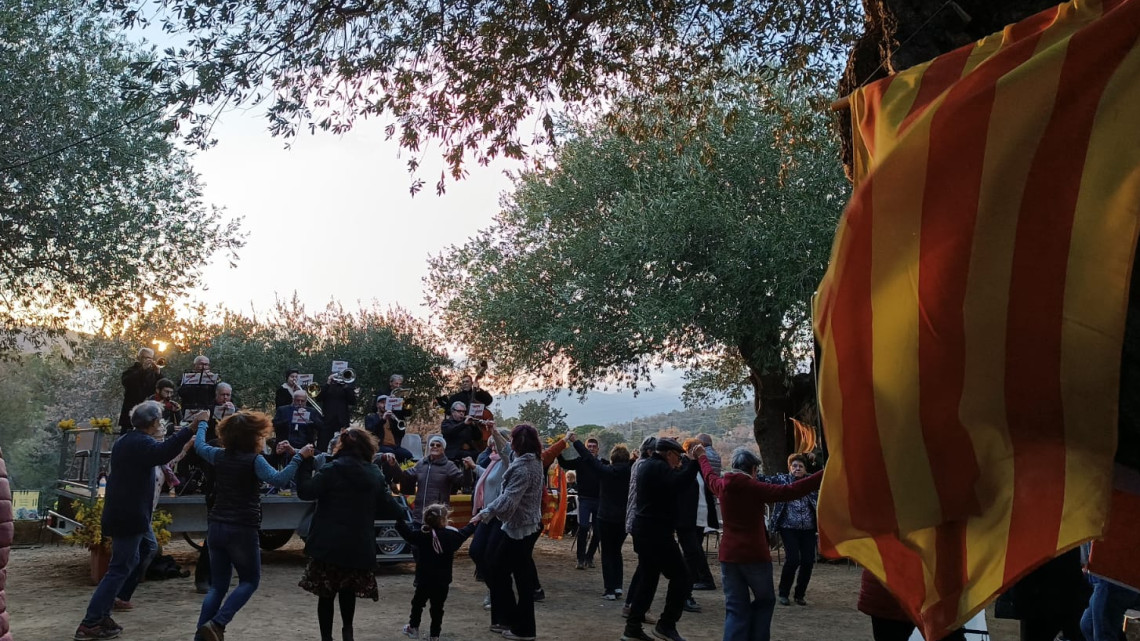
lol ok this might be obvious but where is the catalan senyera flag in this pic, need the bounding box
[814,0,1140,637]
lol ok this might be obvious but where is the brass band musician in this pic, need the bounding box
[178,355,217,410]
[275,369,302,409]
[119,347,161,432]
[153,378,183,430]
[273,389,323,451]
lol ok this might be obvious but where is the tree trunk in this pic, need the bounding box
[839,0,1061,173]
[749,366,791,475]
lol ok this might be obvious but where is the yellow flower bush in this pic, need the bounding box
[57,419,77,430]
[90,417,114,434]
[65,499,174,549]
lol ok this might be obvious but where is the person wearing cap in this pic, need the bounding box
[365,394,414,462]
[380,434,463,522]
[622,437,701,641]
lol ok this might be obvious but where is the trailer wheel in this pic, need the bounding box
[376,524,406,556]
[258,529,294,550]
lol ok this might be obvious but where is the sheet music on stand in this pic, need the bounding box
[181,372,220,386]
[292,408,311,424]
[331,361,349,374]
[297,374,314,388]
[385,397,404,413]
[468,402,485,417]
[212,405,232,421]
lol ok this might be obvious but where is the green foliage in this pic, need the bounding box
[426,93,848,401]
[105,0,860,192]
[0,0,243,353]
[514,399,569,439]
[117,297,452,419]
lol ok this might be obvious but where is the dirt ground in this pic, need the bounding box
[8,535,1020,641]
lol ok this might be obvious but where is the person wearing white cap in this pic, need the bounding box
[380,434,463,522]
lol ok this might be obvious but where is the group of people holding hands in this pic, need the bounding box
[82,347,833,641]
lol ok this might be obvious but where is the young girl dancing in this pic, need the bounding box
[396,503,478,641]
[298,428,402,641]
[193,411,313,641]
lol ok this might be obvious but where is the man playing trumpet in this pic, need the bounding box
[119,348,162,433]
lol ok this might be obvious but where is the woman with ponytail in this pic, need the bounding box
[396,503,478,641]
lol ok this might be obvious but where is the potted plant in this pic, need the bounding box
[65,499,174,584]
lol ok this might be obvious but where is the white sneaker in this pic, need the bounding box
[400,624,419,638]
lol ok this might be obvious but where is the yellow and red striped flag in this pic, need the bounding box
[814,0,1140,637]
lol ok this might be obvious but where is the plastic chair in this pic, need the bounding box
[400,433,424,459]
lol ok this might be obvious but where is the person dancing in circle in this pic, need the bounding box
[397,503,478,641]
[192,411,313,641]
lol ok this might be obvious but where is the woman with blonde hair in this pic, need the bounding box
[192,411,314,641]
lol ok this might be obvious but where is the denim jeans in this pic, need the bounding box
[82,528,156,625]
[720,561,775,641]
[576,497,599,563]
[1081,575,1140,641]
[197,522,262,629]
[117,526,158,602]
[469,518,496,581]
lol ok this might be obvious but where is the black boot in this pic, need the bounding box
[342,627,354,641]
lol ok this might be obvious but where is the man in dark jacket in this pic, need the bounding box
[317,373,357,450]
[365,395,414,462]
[119,348,161,432]
[440,401,481,463]
[436,374,493,412]
[75,401,200,640]
[623,438,700,641]
[560,436,604,569]
[569,435,634,599]
[273,389,323,451]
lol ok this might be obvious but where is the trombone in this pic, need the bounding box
[305,382,325,416]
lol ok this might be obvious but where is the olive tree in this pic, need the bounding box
[0,0,243,352]
[427,94,848,469]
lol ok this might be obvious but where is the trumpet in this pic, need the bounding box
[155,357,166,369]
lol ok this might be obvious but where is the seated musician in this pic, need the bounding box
[365,394,415,463]
[206,382,237,442]
[177,355,217,410]
[153,378,182,431]
[171,382,237,490]
[440,401,484,464]
[272,389,322,451]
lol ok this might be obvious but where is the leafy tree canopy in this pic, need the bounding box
[500,399,569,439]
[114,297,453,421]
[426,91,846,466]
[106,0,861,192]
[0,0,243,353]
[428,92,846,398]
